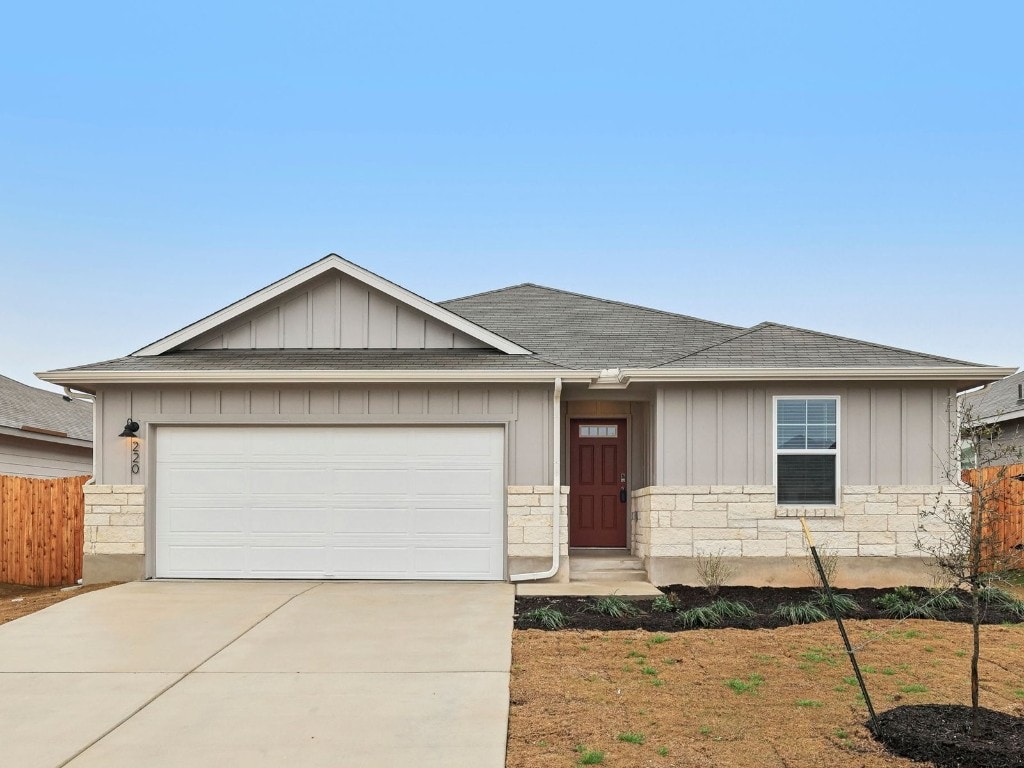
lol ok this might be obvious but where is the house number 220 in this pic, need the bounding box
[130,440,141,475]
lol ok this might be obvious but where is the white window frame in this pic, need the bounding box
[772,395,841,508]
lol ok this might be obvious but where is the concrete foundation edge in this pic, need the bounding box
[83,553,146,583]
[646,556,939,589]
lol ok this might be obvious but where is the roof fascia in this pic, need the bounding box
[623,366,1018,384]
[36,365,1018,388]
[133,255,532,357]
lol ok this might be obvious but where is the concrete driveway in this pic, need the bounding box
[0,581,514,768]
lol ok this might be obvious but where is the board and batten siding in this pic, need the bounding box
[654,383,957,486]
[0,435,92,479]
[95,384,552,487]
[182,274,489,350]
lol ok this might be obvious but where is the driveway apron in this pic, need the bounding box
[0,581,514,768]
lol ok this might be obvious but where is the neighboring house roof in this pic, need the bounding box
[0,375,92,443]
[36,255,1016,388]
[962,369,1024,424]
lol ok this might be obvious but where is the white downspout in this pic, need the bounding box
[511,377,563,582]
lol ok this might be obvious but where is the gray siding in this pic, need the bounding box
[656,383,958,486]
[95,384,552,486]
[0,434,92,478]
[184,274,490,350]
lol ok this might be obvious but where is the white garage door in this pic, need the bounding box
[154,425,505,580]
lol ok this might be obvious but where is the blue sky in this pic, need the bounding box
[2,2,1021,389]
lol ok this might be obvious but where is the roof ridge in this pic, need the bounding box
[752,321,985,366]
[652,323,765,368]
[443,283,744,330]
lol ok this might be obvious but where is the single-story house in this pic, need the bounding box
[0,374,92,478]
[961,369,1024,467]
[38,255,1014,585]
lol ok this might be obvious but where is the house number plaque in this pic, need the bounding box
[131,439,141,475]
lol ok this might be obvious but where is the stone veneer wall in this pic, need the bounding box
[507,485,570,558]
[83,484,146,556]
[631,485,964,561]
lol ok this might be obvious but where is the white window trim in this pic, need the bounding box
[772,395,841,508]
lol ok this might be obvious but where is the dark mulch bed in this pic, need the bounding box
[515,585,1024,631]
[874,705,1024,768]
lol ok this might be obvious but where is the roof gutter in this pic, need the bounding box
[36,365,1017,388]
[511,377,562,582]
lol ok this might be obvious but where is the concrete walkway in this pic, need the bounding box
[0,581,514,768]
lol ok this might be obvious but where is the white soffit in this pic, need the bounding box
[133,254,532,357]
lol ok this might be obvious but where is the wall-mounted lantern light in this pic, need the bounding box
[118,419,140,438]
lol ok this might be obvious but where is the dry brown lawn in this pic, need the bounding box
[509,620,1024,767]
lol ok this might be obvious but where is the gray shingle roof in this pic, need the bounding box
[656,322,983,369]
[963,369,1024,421]
[43,279,1001,379]
[0,375,92,441]
[55,349,569,372]
[440,284,742,368]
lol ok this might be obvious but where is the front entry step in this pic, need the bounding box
[569,550,649,583]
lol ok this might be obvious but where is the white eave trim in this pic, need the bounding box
[132,254,532,357]
[36,365,1016,387]
[621,366,1018,383]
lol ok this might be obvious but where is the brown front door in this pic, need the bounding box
[569,418,627,548]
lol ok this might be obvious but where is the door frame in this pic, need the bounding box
[567,416,630,549]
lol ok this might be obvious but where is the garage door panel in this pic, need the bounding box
[156,426,505,580]
[249,508,330,534]
[251,469,334,495]
[413,547,496,576]
[333,468,410,494]
[411,468,496,496]
[328,547,410,576]
[248,546,327,575]
[413,508,497,535]
[333,508,411,534]
[165,506,246,533]
[163,545,247,576]
[167,468,248,495]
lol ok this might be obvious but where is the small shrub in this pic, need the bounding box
[926,589,964,612]
[773,601,827,624]
[812,590,860,616]
[980,586,1024,617]
[590,595,641,618]
[522,606,567,630]
[641,665,657,676]
[804,544,840,588]
[708,598,755,619]
[651,594,677,613]
[872,587,937,619]
[695,549,736,596]
[617,732,645,744]
[675,604,722,628]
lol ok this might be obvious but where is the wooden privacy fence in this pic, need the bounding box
[963,463,1024,569]
[0,474,88,587]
